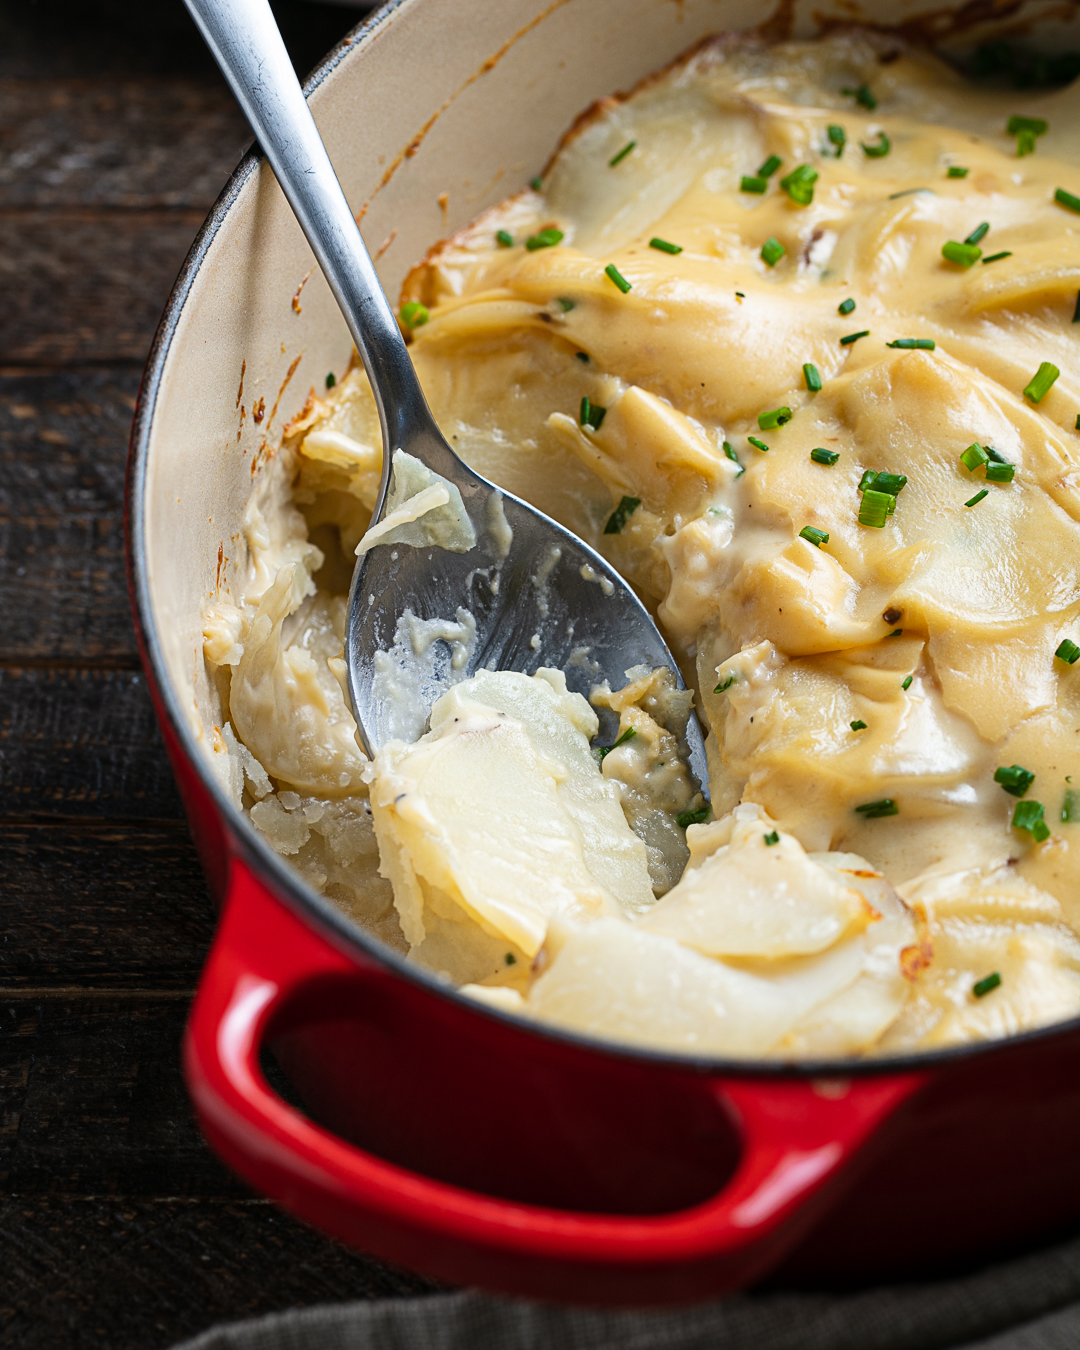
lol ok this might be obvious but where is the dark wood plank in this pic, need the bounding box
[0,669,182,819]
[0,825,211,989]
[0,209,204,366]
[0,369,140,662]
[0,1197,434,1350]
[0,79,248,210]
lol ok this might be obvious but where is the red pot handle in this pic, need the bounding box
[185,854,926,1303]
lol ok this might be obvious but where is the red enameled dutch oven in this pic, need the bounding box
[127,0,1080,1306]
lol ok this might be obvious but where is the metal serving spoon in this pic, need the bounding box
[185,0,708,782]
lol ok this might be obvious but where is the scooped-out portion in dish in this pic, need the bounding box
[203,29,1080,1057]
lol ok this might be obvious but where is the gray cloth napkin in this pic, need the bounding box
[175,1230,1080,1350]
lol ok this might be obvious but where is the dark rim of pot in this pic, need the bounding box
[126,0,1080,1086]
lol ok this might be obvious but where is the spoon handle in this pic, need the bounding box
[183,0,434,459]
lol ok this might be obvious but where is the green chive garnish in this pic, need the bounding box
[723,441,745,476]
[530,176,543,190]
[947,166,969,178]
[859,488,894,528]
[804,363,823,392]
[580,396,606,431]
[887,338,935,350]
[986,462,1015,482]
[758,406,793,430]
[965,489,989,507]
[861,132,890,158]
[865,471,907,496]
[496,229,514,247]
[1063,789,1078,823]
[840,330,870,345]
[827,124,846,157]
[942,241,982,266]
[603,495,641,535]
[901,675,913,690]
[981,251,1012,264]
[596,726,637,760]
[504,953,516,965]
[1056,638,1080,664]
[763,830,780,845]
[780,163,818,206]
[741,175,769,193]
[1056,188,1080,213]
[965,222,990,245]
[850,720,867,731]
[855,798,898,817]
[558,297,575,311]
[1024,361,1060,403]
[843,84,877,110]
[800,525,829,547]
[758,154,782,178]
[609,140,636,167]
[839,297,856,315]
[811,447,839,465]
[761,236,785,266]
[400,301,429,328]
[325,372,336,389]
[650,237,683,254]
[1073,292,1080,323]
[526,227,564,250]
[1013,799,1050,841]
[858,469,876,492]
[575,351,589,362]
[748,436,769,452]
[994,764,1035,797]
[715,674,736,693]
[676,807,710,829]
[604,263,631,293]
[888,629,903,637]
[961,443,990,472]
[973,972,1002,998]
[1008,116,1047,157]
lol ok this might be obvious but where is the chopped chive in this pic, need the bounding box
[827,124,846,157]
[504,952,516,965]
[947,166,969,178]
[748,435,770,452]
[400,301,429,328]
[811,447,839,465]
[1008,115,1048,137]
[965,488,989,507]
[840,330,870,345]
[887,338,936,350]
[496,229,514,247]
[715,674,736,693]
[843,84,877,110]
[1074,292,1080,323]
[526,227,564,250]
[604,263,632,294]
[530,176,543,190]
[650,237,683,254]
[1017,129,1037,156]
[888,629,903,637]
[1013,798,1049,841]
[1024,361,1060,403]
[741,175,769,193]
[761,236,786,266]
[994,764,1035,797]
[763,830,780,846]
[1063,789,1079,823]
[1055,188,1080,213]
[867,471,907,495]
[1056,638,1080,664]
[780,163,819,206]
[558,297,575,311]
[850,720,867,731]
[580,396,606,431]
[973,972,1002,998]
[855,798,898,817]
[575,351,589,362]
[676,806,710,829]
[609,140,636,167]
[800,525,830,547]
[984,446,1008,463]
[859,488,894,528]
[986,462,1015,482]
[597,726,637,760]
[981,251,1012,264]
[901,675,913,690]
[858,469,877,492]
[758,154,783,178]
[965,221,990,245]
[804,363,823,392]
[758,406,793,430]
[942,240,982,266]
[603,495,641,535]
[838,297,856,316]
[861,131,891,158]
[325,372,336,389]
[961,443,990,472]
[735,292,745,298]
[723,440,745,476]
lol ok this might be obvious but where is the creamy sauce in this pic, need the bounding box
[204,31,1080,1056]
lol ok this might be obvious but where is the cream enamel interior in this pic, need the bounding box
[139,0,1080,1061]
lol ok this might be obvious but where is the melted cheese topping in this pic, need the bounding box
[206,30,1080,1056]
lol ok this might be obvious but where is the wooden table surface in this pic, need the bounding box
[0,3,436,1345]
